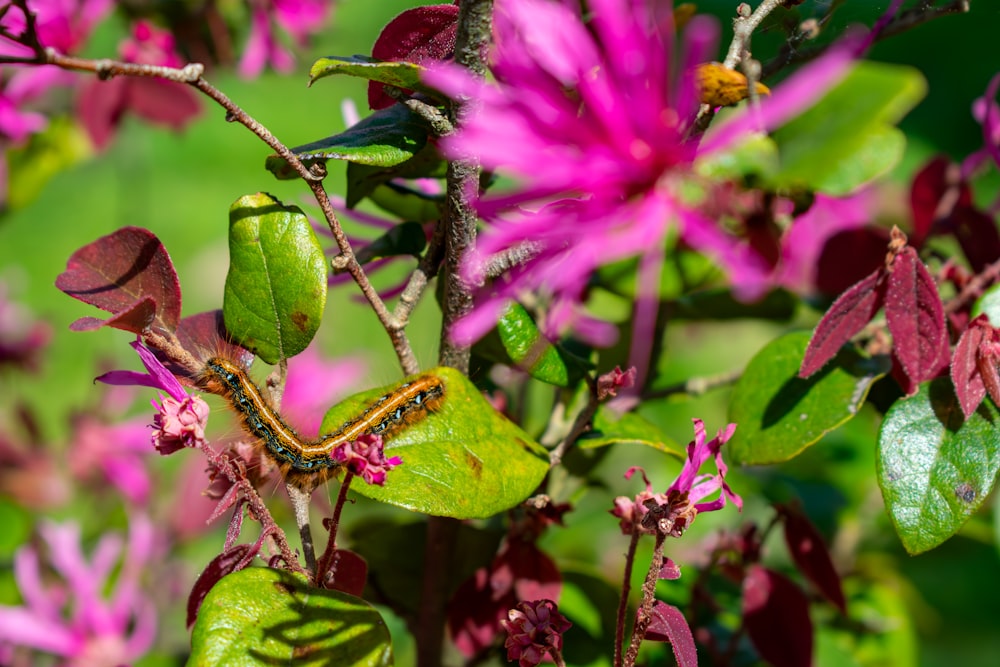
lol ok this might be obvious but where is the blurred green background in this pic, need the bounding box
[2,1,999,666]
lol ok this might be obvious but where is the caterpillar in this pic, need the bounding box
[197,357,445,490]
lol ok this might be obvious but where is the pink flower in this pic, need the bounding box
[423,0,860,345]
[97,340,210,456]
[331,433,402,486]
[0,514,158,666]
[611,418,741,537]
[238,0,333,78]
[69,414,155,505]
[501,599,572,667]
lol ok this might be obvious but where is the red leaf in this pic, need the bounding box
[781,507,846,614]
[643,601,698,667]
[126,78,201,131]
[814,227,889,297]
[77,77,129,151]
[495,539,562,604]
[186,543,257,627]
[56,227,181,335]
[324,549,368,597]
[174,310,254,371]
[909,156,970,247]
[949,205,1000,274]
[885,247,949,385]
[368,4,459,110]
[800,268,885,378]
[743,565,813,667]
[951,314,990,418]
[448,567,515,657]
[68,296,157,334]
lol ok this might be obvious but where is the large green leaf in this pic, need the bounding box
[727,331,888,464]
[769,61,926,195]
[493,303,589,387]
[266,105,428,179]
[223,193,327,364]
[877,379,1000,555]
[309,55,440,100]
[319,367,549,519]
[188,567,392,667]
[579,406,683,456]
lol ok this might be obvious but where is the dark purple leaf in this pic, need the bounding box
[447,567,515,658]
[951,315,989,418]
[127,78,201,131]
[800,269,885,378]
[174,310,254,372]
[885,247,949,386]
[743,565,813,667]
[368,4,459,110]
[323,549,368,597]
[56,227,182,335]
[497,539,562,603]
[781,507,846,614]
[909,156,970,247]
[659,557,681,580]
[77,77,128,151]
[949,205,1000,274]
[815,227,889,297]
[643,601,698,667]
[186,543,257,628]
[67,296,156,334]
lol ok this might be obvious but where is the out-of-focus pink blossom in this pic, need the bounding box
[424,0,860,345]
[0,282,52,371]
[0,514,158,666]
[77,20,201,150]
[69,414,154,505]
[282,343,366,437]
[238,0,333,78]
[611,418,741,537]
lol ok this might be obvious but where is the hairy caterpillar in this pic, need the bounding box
[197,357,445,490]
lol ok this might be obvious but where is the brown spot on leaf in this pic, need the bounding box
[291,311,310,332]
[955,482,976,504]
[466,450,483,477]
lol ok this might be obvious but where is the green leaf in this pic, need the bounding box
[971,283,1000,326]
[579,406,684,456]
[319,367,549,519]
[727,331,888,464]
[266,105,429,179]
[355,222,427,265]
[345,143,445,208]
[877,378,1000,555]
[223,193,327,364]
[188,567,392,667]
[309,56,440,101]
[694,131,779,182]
[769,61,926,195]
[491,303,590,387]
[367,182,443,223]
[6,117,92,211]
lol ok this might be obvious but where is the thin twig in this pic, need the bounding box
[548,382,600,468]
[622,533,667,667]
[392,217,447,330]
[614,531,641,667]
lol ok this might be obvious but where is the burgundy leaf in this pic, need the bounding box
[980,353,1000,408]
[909,156,970,247]
[659,556,682,580]
[948,205,1000,274]
[448,567,516,657]
[885,247,949,386]
[126,78,201,131]
[814,227,889,297]
[77,77,129,151]
[67,296,157,334]
[368,4,459,110]
[800,269,885,378]
[643,601,698,667]
[495,539,562,603]
[743,565,813,667]
[781,507,846,614]
[56,227,182,335]
[324,549,368,597]
[186,543,256,627]
[173,310,254,375]
[951,315,989,418]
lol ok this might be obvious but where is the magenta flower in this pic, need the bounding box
[0,514,158,666]
[611,418,741,537]
[331,433,402,486]
[501,599,572,667]
[238,0,333,78]
[423,0,860,345]
[69,414,156,505]
[97,340,210,455]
